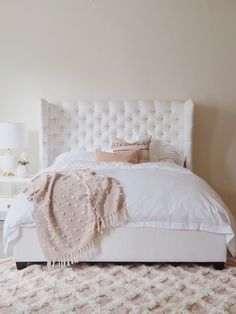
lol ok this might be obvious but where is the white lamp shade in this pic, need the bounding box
[0,123,27,149]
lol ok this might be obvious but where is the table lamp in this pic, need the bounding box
[0,123,27,176]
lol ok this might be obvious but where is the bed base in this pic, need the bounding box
[7,226,227,269]
[8,227,227,270]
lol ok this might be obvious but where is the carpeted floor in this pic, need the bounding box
[0,259,236,314]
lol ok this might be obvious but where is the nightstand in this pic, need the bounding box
[0,176,33,257]
[0,176,32,221]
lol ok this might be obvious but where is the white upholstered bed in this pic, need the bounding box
[4,99,236,269]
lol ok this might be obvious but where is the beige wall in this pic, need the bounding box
[0,0,235,216]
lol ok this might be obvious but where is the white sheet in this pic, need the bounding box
[3,161,236,256]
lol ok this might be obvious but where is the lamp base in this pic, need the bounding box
[3,172,15,177]
[0,150,16,176]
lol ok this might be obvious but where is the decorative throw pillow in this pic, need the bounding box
[149,139,185,166]
[112,137,151,163]
[96,150,139,164]
[158,144,185,166]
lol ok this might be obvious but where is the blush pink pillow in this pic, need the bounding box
[96,150,139,164]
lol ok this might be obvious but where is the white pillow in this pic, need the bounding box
[53,151,96,167]
[53,144,184,168]
[150,139,185,166]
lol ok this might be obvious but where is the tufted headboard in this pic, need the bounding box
[40,99,194,170]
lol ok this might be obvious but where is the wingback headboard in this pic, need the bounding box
[40,99,194,170]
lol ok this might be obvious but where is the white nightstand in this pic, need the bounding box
[0,176,32,221]
[0,176,33,257]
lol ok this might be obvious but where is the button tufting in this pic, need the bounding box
[42,100,191,169]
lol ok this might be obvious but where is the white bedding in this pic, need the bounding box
[3,161,236,256]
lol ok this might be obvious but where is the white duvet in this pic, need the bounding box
[3,161,236,256]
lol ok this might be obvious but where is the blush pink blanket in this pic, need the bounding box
[24,169,127,268]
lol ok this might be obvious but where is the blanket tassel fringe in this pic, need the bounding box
[47,208,127,270]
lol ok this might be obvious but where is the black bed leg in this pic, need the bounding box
[16,262,27,270]
[212,262,224,270]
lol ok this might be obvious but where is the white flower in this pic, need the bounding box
[20,152,28,162]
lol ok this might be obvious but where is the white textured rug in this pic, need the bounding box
[0,259,236,314]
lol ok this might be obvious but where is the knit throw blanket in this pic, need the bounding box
[24,169,127,269]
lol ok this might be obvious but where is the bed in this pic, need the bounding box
[3,99,236,269]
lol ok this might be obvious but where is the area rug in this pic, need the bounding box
[0,259,236,314]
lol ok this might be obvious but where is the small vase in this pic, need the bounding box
[16,165,29,178]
